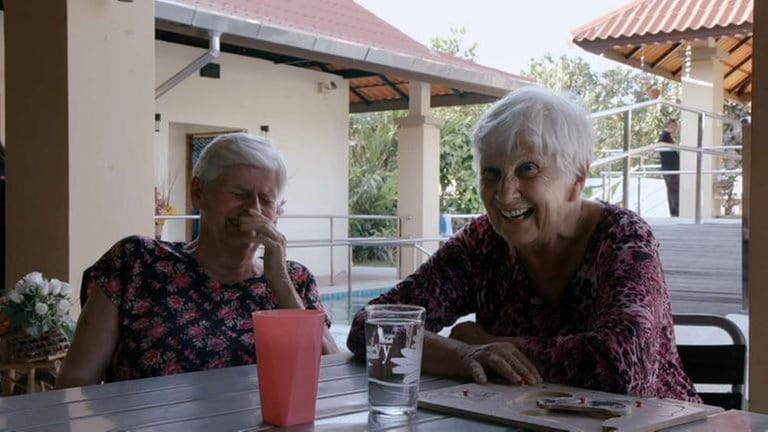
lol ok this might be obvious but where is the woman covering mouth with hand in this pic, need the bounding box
[57,133,338,388]
[347,87,699,402]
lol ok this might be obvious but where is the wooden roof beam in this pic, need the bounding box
[724,54,753,79]
[299,61,378,79]
[378,74,409,102]
[650,43,682,68]
[350,87,372,106]
[729,36,752,54]
[351,92,497,113]
[735,75,752,96]
[624,45,642,60]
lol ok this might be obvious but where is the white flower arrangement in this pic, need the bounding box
[1,272,76,338]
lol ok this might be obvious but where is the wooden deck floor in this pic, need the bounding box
[319,219,746,317]
[650,219,744,315]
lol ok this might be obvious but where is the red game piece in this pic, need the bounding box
[636,400,643,408]
[463,389,470,397]
[579,396,587,404]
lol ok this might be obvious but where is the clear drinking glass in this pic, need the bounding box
[364,304,426,421]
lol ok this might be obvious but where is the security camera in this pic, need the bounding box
[318,81,338,93]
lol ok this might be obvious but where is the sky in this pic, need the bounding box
[354,0,633,75]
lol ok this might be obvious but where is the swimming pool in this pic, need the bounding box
[320,287,391,324]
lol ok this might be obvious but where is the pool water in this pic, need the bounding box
[320,287,391,324]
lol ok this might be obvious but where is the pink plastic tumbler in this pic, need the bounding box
[252,309,325,426]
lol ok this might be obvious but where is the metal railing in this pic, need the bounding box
[155,213,440,317]
[288,236,441,316]
[155,213,437,266]
[601,169,742,216]
[281,214,402,286]
[590,99,743,223]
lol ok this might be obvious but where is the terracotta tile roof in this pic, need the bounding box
[573,0,752,43]
[571,0,753,102]
[170,0,530,89]
[173,0,434,58]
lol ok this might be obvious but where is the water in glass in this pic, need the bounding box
[365,311,424,420]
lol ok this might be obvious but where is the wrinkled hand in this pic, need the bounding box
[449,321,491,345]
[455,341,543,386]
[237,209,287,280]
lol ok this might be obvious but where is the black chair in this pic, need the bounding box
[673,313,747,410]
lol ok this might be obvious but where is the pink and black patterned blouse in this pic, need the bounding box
[82,236,330,382]
[347,204,700,402]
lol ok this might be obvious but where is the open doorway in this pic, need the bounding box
[185,131,244,240]
[160,123,242,242]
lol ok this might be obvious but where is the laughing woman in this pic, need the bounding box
[347,87,699,402]
[57,133,338,388]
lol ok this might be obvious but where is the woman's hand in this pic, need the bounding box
[446,322,543,385]
[422,331,543,389]
[238,209,288,281]
[449,321,492,345]
[455,341,543,386]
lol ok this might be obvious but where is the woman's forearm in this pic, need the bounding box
[421,331,466,377]
[56,289,119,389]
[450,321,523,347]
[267,270,305,309]
[322,326,340,355]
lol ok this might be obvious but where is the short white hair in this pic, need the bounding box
[192,132,287,195]
[472,86,595,179]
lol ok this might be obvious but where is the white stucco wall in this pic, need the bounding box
[154,41,350,283]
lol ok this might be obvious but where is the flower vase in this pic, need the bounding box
[154,222,165,240]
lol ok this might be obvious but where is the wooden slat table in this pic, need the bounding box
[0,353,766,431]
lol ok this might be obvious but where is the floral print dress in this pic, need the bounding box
[347,204,700,402]
[82,236,330,382]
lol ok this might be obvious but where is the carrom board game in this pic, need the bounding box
[419,382,721,432]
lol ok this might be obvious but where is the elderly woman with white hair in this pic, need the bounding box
[347,87,699,402]
[57,133,338,387]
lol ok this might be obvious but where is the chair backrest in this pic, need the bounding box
[673,313,747,410]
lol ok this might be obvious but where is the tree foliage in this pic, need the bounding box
[347,27,487,263]
[429,27,478,63]
[524,53,681,174]
[348,111,402,262]
[428,28,488,215]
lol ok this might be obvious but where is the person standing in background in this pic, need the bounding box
[659,119,680,217]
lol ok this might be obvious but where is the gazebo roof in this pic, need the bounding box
[572,0,753,102]
[156,0,534,112]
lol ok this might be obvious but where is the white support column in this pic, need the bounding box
[4,1,155,312]
[679,40,726,219]
[396,81,443,277]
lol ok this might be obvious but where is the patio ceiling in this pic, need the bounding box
[572,0,753,103]
[156,0,534,113]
